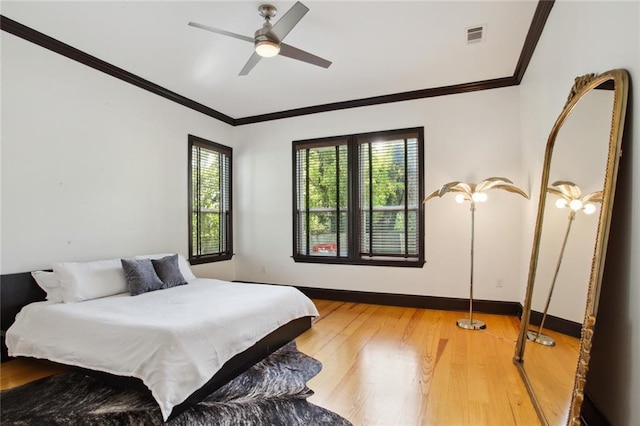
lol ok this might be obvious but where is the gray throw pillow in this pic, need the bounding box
[152,254,188,289]
[121,258,165,296]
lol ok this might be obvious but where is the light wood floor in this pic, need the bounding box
[521,328,581,426]
[297,300,540,425]
[2,299,550,425]
[1,358,68,391]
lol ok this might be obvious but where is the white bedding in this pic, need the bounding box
[6,279,319,420]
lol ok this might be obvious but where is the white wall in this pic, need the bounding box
[234,87,528,302]
[519,1,640,424]
[0,33,236,280]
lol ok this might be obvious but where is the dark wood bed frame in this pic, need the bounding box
[0,271,313,421]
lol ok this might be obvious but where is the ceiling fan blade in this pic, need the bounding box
[269,1,309,42]
[239,52,262,76]
[279,43,332,69]
[188,22,254,43]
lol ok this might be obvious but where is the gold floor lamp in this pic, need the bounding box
[527,181,602,346]
[425,177,528,330]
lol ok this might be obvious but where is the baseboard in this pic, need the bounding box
[292,286,521,316]
[235,280,521,315]
[580,390,611,426]
[529,310,582,338]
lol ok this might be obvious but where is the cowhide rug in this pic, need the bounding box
[1,341,351,425]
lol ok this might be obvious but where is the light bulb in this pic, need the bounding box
[555,198,568,209]
[455,194,466,203]
[472,192,487,202]
[569,199,583,211]
[583,203,597,214]
[255,40,280,57]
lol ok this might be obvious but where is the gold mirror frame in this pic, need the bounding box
[514,69,629,425]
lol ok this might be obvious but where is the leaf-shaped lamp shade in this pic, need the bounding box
[425,177,528,204]
[548,181,602,215]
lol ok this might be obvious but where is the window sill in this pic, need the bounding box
[189,253,233,265]
[292,255,425,268]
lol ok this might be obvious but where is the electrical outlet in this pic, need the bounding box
[260,265,266,274]
[496,278,504,288]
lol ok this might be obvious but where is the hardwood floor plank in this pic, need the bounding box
[298,301,540,425]
[0,359,68,391]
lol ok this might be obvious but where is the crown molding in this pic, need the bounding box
[235,76,519,125]
[513,0,555,83]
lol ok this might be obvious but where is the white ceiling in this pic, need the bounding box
[1,1,538,119]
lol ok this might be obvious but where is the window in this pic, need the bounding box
[189,135,232,264]
[293,127,424,267]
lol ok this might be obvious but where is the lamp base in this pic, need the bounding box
[456,318,486,330]
[526,329,556,346]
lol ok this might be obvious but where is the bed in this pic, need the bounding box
[1,257,318,422]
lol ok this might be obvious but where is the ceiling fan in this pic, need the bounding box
[189,1,332,76]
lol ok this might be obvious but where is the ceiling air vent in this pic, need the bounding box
[467,25,485,43]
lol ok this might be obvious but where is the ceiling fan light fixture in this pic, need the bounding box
[255,40,280,57]
[190,2,331,75]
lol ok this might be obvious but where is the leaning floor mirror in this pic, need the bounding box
[514,69,629,426]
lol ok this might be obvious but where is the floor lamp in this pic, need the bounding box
[425,177,529,330]
[527,181,602,346]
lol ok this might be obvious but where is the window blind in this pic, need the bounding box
[295,139,348,257]
[189,136,233,263]
[358,136,420,260]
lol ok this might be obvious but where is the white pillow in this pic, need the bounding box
[31,271,64,303]
[134,253,196,281]
[53,258,129,303]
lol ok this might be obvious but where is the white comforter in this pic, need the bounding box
[6,279,319,420]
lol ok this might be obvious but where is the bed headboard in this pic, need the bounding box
[1,271,46,361]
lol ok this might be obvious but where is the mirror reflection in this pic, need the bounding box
[515,70,629,426]
[526,85,613,425]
